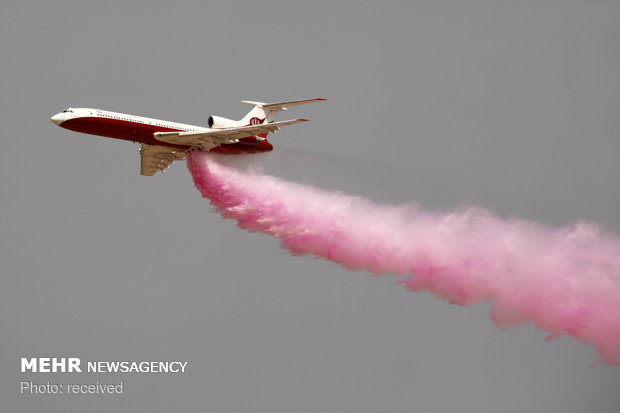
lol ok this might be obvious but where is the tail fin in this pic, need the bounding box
[240,98,326,124]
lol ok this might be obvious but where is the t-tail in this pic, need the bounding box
[208,98,326,133]
[240,98,326,124]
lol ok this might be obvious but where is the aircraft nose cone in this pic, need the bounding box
[50,113,63,125]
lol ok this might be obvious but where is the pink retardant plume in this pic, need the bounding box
[187,151,620,365]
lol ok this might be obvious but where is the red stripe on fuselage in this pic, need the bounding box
[60,116,273,154]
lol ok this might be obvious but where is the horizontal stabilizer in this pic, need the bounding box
[241,98,326,112]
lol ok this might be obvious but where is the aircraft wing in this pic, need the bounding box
[153,118,307,150]
[139,143,187,176]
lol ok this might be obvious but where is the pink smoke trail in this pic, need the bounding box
[187,151,620,365]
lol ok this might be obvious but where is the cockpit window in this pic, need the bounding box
[61,108,73,113]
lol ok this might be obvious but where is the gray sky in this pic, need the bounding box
[2,0,619,412]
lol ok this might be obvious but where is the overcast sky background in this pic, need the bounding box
[2,1,620,412]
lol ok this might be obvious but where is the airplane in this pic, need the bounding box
[50,98,325,176]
